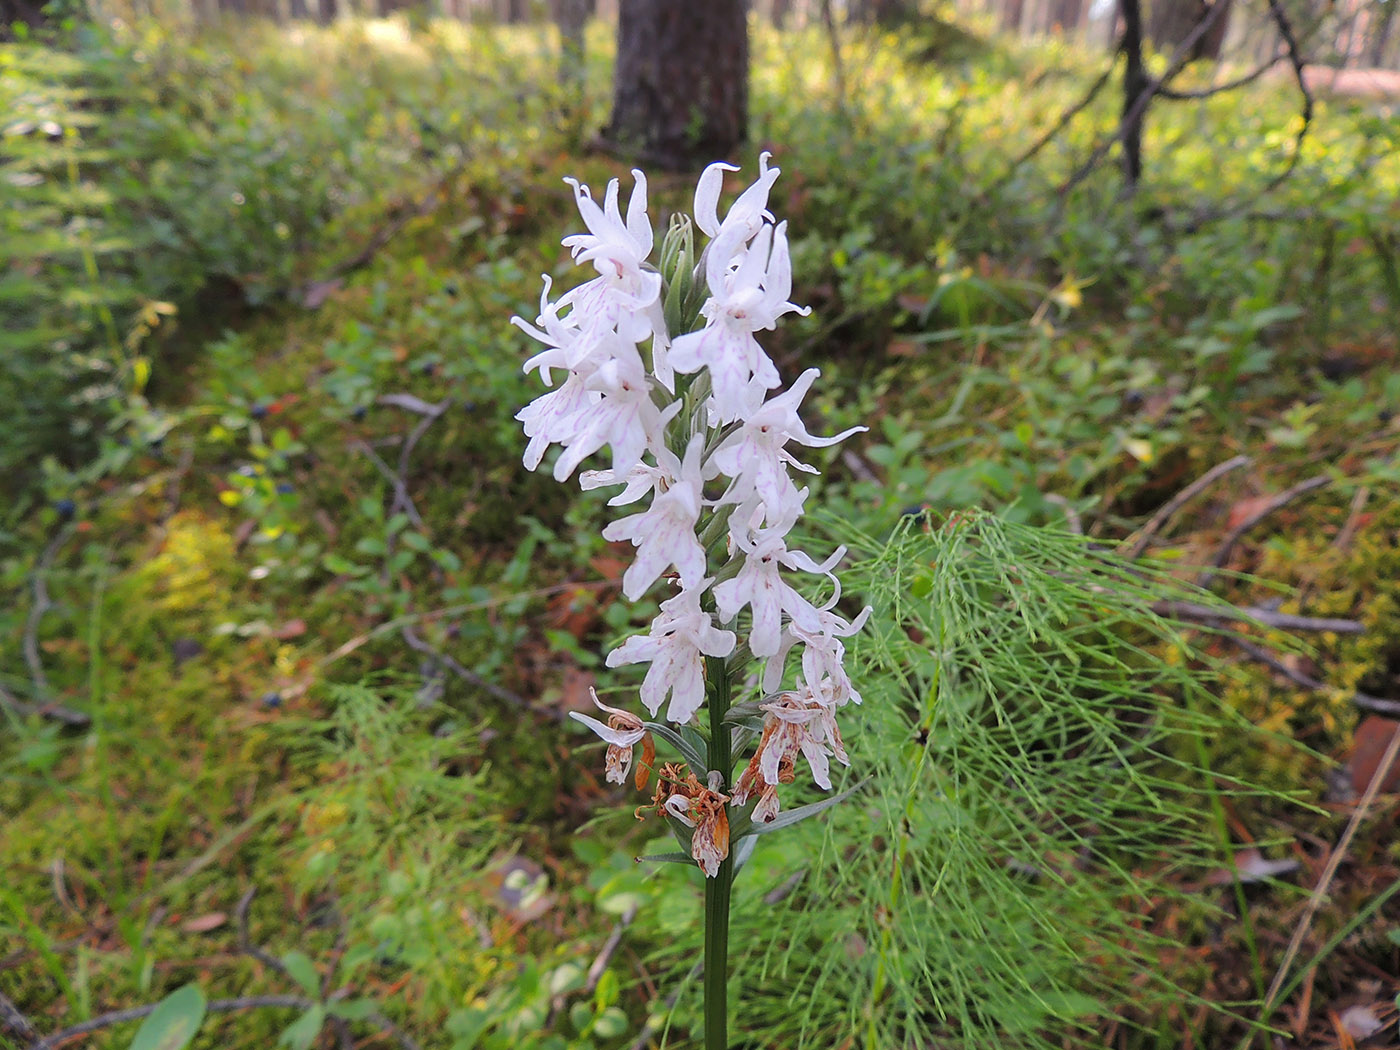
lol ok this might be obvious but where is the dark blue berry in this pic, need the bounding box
[351,406,368,421]
[276,483,294,495]
[54,498,76,519]
[250,402,268,420]
[260,692,282,708]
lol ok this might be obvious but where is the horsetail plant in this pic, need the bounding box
[514,154,869,1049]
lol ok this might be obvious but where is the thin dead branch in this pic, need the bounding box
[400,625,542,714]
[1154,601,1363,635]
[1059,0,1235,199]
[31,996,312,1050]
[1231,637,1400,717]
[0,991,40,1046]
[1254,718,1400,1040]
[236,888,292,977]
[0,682,90,728]
[1121,454,1252,560]
[983,59,1117,206]
[1333,485,1370,551]
[1196,474,1332,589]
[24,526,71,702]
[1157,54,1285,100]
[585,907,637,995]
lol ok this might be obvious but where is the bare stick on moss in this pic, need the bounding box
[1247,720,1400,1048]
[1121,454,1251,560]
[1196,474,1331,589]
[1231,637,1400,717]
[1154,602,1363,635]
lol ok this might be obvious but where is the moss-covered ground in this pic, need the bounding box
[2,13,1399,1050]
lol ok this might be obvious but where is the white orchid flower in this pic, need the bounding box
[693,151,780,244]
[713,500,848,657]
[710,367,867,512]
[607,586,737,724]
[669,221,809,424]
[548,351,676,483]
[602,434,708,600]
[761,597,874,705]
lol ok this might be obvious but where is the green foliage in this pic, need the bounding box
[639,512,1284,1048]
[126,984,206,1050]
[3,13,1398,1050]
[0,16,567,497]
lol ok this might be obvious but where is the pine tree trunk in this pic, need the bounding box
[1370,0,1397,66]
[1120,0,1147,188]
[0,0,48,36]
[606,0,749,171]
[1146,0,1231,61]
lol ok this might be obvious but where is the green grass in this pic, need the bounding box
[3,11,1399,1050]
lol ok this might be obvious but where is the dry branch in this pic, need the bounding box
[1195,474,1331,589]
[1154,601,1363,635]
[1121,454,1251,560]
[1231,637,1400,717]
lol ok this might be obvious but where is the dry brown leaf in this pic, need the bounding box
[1350,716,1400,795]
[180,912,227,933]
[273,619,307,640]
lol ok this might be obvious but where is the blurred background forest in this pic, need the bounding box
[3,0,1400,1047]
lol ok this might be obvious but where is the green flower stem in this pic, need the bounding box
[704,654,735,1050]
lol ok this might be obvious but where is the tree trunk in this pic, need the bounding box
[554,0,590,84]
[1370,0,1397,66]
[606,0,748,171]
[1052,0,1083,33]
[1147,0,1231,60]
[0,0,48,36]
[1120,0,1147,188]
[1002,0,1026,34]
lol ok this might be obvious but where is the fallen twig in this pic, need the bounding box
[1121,454,1251,560]
[1332,485,1370,551]
[1154,601,1363,635]
[546,905,638,1029]
[1231,637,1400,717]
[400,626,543,715]
[31,996,311,1050]
[1249,718,1400,1046]
[0,991,40,1046]
[352,440,427,531]
[0,682,90,728]
[236,888,291,977]
[24,525,72,703]
[585,907,637,996]
[1196,474,1331,589]
[383,397,453,582]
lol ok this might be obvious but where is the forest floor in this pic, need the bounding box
[3,14,1400,1050]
